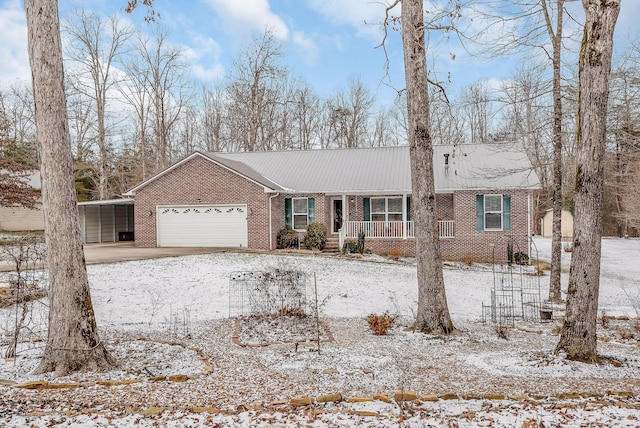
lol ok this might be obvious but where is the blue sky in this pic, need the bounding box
[1,0,639,108]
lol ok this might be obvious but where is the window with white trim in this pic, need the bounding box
[293,198,309,230]
[371,197,403,222]
[484,194,503,230]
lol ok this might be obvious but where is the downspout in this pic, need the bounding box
[269,192,280,250]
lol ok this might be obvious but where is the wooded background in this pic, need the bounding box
[1,5,638,236]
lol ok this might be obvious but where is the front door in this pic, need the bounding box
[331,199,343,234]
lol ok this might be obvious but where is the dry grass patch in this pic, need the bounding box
[0,285,47,308]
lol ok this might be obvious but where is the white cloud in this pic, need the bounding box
[292,31,320,66]
[308,0,398,41]
[0,0,30,86]
[202,0,288,39]
[178,35,225,81]
[190,63,225,81]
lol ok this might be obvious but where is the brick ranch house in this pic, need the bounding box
[123,143,541,262]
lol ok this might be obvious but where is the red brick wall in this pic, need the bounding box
[439,190,531,262]
[134,155,272,249]
[436,194,454,220]
[364,239,416,257]
[341,191,532,262]
[133,156,532,262]
[272,193,327,248]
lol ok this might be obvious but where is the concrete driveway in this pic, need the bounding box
[0,242,229,272]
[82,242,229,264]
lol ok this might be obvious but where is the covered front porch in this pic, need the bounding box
[338,220,455,249]
[326,193,455,251]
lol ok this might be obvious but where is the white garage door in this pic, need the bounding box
[157,205,248,247]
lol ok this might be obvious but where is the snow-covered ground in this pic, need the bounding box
[80,236,640,326]
[0,237,639,427]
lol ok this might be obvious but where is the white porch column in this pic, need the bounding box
[343,194,348,223]
[402,194,407,239]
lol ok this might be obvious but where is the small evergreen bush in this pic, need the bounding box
[342,240,359,254]
[343,231,365,254]
[277,227,299,249]
[303,222,327,250]
[513,251,529,265]
[356,230,365,254]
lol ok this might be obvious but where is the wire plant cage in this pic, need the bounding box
[229,269,308,318]
[0,234,49,359]
[482,234,542,328]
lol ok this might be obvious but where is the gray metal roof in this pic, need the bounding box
[211,143,540,194]
[433,143,541,192]
[205,154,285,190]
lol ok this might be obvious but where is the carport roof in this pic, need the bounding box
[78,198,134,206]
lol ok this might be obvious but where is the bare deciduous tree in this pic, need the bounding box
[326,77,374,149]
[64,10,132,200]
[400,0,455,335]
[133,29,189,171]
[0,91,38,209]
[0,84,37,166]
[460,82,493,144]
[539,0,566,304]
[25,0,113,376]
[292,86,321,150]
[197,84,226,152]
[620,159,640,231]
[119,51,152,179]
[226,29,288,152]
[555,0,620,363]
[606,57,640,237]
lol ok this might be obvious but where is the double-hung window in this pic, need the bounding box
[293,198,309,230]
[285,197,315,230]
[476,194,511,231]
[484,195,503,230]
[370,197,403,222]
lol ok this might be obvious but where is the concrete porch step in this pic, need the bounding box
[323,237,341,253]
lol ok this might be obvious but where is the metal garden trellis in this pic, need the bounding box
[482,234,543,328]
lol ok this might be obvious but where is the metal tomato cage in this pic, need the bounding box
[228,269,308,318]
[482,234,543,328]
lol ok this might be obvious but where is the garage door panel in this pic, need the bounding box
[157,205,248,247]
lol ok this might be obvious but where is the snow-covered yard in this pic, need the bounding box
[1,237,639,427]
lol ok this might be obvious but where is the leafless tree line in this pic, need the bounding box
[1,9,639,237]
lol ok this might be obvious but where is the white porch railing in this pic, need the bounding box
[339,220,454,248]
[439,220,455,238]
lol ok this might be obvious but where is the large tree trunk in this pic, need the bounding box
[555,0,619,363]
[544,0,565,304]
[401,0,454,335]
[25,0,114,376]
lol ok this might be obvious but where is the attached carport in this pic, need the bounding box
[78,199,135,244]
